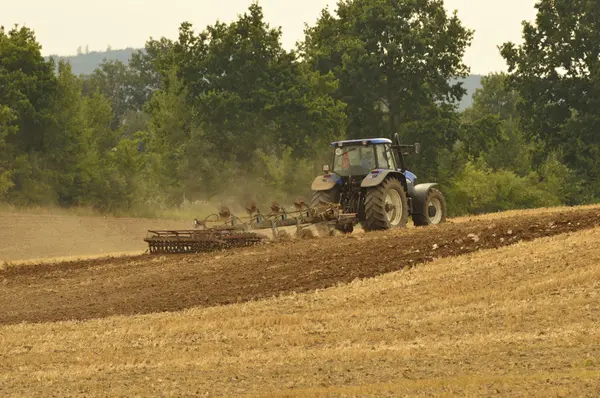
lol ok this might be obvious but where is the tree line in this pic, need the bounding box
[0,0,597,217]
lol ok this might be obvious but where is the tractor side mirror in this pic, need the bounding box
[322,164,330,173]
[414,142,421,154]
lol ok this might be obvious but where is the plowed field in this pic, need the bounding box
[2,206,600,325]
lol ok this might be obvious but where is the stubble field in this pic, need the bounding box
[1,205,599,396]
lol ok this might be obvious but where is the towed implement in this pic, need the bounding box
[144,200,355,254]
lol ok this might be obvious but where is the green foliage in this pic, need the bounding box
[446,161,564,216]
[0,25,57,153]
[483,117,534,176]
[83,59,150,129]
[137,5,347,164]
[462,73,519,122]
[302,0,473,139]
[0,105,16,198]
[500,0,600,196]
[249,147,316,203]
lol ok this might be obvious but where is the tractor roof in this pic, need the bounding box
[330,138,392,147]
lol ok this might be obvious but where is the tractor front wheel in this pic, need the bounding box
[412,188,447,226]
[362,178,409,231]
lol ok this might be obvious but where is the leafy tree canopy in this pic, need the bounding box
[500,0,600,190]
[301,0,474,139]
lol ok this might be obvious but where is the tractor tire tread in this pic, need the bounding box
[310,187,340,208]
[412,188,447,227]
[363,178,408,231]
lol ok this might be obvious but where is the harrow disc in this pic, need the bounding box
[144,228,267,254]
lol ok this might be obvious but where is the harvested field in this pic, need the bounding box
[1,221,599,396]
[1,206,600,325]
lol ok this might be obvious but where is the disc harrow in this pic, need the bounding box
[144,200,359,255]
[144,227,267,254]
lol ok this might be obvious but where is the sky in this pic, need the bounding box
[2,0,538,75]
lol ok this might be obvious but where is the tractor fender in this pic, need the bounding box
[311,173,342,191]
[410,183,439,214]
[360,170,407,190]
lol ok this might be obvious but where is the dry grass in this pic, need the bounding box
[450,203,600,223]
[2,228,600,396]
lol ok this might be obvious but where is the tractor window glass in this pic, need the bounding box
[385,144,397,169]
[375,145,389,169]
[332,146,375,176]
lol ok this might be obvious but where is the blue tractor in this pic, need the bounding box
[310,133,447,232]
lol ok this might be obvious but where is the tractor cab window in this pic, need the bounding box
[332,145,375,176]
[375,145,390,169]
[374,144,397,170]
[384,144,398,169]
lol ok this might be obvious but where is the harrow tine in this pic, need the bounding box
[245,200,258,215]
[271,201,282,214]
[219,205,231,219]
[293,197,307,210]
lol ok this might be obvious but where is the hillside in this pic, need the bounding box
[1,206,599,396]
[46,48,136,76]
[47,49,483,109]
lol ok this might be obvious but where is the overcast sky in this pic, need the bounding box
[3,0,537,75]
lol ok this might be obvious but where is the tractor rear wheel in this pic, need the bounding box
[311,187,341,236]
[412,188,447,226]
[363,178,409,231]
[310,187,340,209]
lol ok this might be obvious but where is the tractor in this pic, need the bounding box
[310,133,447,232]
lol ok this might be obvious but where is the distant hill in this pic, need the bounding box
[455,74,482,110]
[46,49,482,110]
[46,48,137,75]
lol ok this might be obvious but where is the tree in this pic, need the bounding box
[500,0,600,196]
[301,0,473,139]
[460,72,532,176]
[0,105,16,197]
[47,61,89,204]
[463,72,519,122]
[0,25,59,204]
[0,25,57,154]
[139,4,346,163]
[85,60,149,129]
[142,68,205,204]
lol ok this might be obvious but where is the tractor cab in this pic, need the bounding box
[324,138,420,184]
[330,138,395,177]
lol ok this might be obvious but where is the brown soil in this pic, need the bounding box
[1,207,599,325]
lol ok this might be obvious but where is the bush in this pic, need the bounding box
[446,161,564,216]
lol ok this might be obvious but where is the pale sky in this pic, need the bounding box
[3,0,537,75]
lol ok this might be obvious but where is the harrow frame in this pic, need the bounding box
[144,201,359,255]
